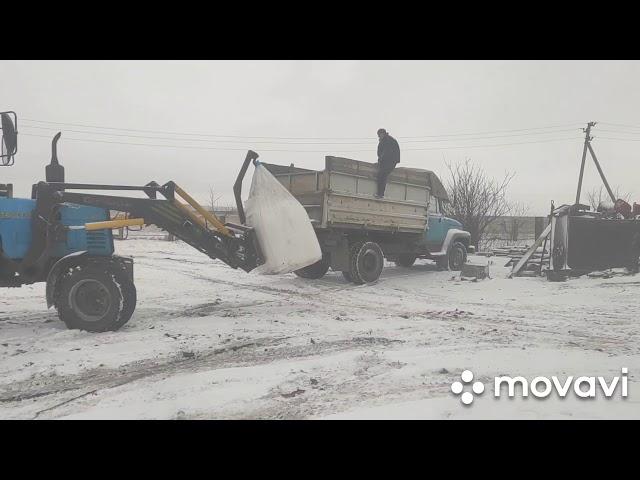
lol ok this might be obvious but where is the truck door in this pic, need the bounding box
[425,198,448,248]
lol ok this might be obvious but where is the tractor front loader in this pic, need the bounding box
[1,112,264,332]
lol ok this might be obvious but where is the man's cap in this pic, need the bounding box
[377,128,387,135]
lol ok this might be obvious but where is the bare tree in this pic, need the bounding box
[442,159,517,250]
[586,185,631,212]
[208,186,222,213]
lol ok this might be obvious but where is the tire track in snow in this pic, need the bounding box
[0,336,405,418]
[136,258,635,354]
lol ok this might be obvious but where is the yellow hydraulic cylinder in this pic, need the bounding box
[85,218,146,231]
[173,184,233,237]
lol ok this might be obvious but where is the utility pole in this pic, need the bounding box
[587,138,617,205]
[575,122,595,205]
[575,121,617,207]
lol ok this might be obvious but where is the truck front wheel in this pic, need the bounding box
[448,242,467,271]
[348,241,384,284]
[55,263,137,332]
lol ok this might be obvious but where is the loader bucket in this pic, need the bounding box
[233,150,322,275]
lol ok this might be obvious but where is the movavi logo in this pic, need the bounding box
[494,368,629,399]
[451,368,629,406]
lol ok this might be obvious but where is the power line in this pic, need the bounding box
[404,137,583,151]
[398,124,583,138]
[600,121,640,130]
[20,117,584,141]
[18,118,381,139]
[21,132,583,153]
[596,128,640,136]
[19,124,581,145]
[598,136,640,142]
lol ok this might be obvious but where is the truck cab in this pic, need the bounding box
[411,192,469,270]
[425,196,462,246]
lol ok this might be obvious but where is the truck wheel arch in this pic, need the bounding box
[440,229,471,254]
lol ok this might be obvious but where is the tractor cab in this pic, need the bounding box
[1,112,114,279]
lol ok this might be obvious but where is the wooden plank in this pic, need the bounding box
[508,223,552,278]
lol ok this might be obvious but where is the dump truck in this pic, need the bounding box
[256,156,471,284]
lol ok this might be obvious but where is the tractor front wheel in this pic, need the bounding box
[55,263,136,332]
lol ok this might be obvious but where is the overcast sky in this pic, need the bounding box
[1,60,639,215]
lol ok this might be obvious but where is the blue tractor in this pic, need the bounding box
[0,112,263,332]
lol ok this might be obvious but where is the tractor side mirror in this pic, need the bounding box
[1,111,18,166]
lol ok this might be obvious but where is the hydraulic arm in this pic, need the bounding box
[19,172,263,282]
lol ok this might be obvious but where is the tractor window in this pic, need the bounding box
[428,198,439,214]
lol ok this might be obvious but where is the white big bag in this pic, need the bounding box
[245,163,322,275]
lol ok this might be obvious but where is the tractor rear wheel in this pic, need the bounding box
[55,263,136,332]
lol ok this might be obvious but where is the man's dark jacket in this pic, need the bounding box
[377,135,400,167]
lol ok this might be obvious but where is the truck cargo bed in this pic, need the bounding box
[262,156,444,235]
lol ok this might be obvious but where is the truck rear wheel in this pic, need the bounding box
[348,241,384,284]
[294,257,330,279]
[55,263,137,332]
[394,254,417,268]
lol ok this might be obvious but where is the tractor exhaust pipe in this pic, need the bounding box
[46,132,65,183]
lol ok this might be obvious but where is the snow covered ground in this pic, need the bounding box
[1,238,639,419]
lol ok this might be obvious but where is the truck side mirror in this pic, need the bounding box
[1,111,18,166]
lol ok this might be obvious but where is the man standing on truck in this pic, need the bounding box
[376,128,400,198]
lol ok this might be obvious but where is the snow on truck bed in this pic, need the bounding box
[1,239,639,419]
